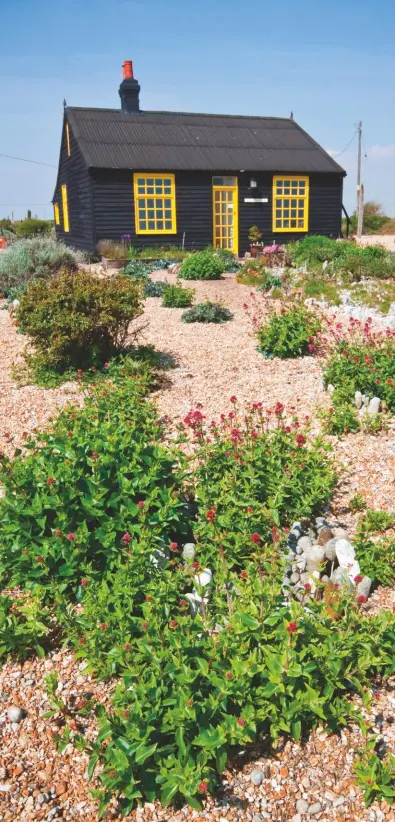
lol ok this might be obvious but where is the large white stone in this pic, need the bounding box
[182,543,196,561]
[305,544,325,572]
[355,391,363,409]
[193,568,213,601]
[335,538,355,569]
[368,396,381,415]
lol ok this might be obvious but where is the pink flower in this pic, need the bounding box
[250,532,261,545]
[122,533,131,544]
[137,501,145,509]
[67,533,76,542]
[354,574,363,584]
[286,621,298,633]
[357,595,367,604]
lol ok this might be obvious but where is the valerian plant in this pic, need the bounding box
[0,357,191,595]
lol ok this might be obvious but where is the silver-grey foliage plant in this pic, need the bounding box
[0,236,85,294]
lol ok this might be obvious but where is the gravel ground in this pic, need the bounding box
[0,272,395,820]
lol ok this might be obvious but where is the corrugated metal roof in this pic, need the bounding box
[66,107,345,175]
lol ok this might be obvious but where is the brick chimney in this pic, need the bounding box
[119,60,140,113]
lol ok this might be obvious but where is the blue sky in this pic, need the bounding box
[0,0,394,220]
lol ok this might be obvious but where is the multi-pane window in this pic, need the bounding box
[272,176,309,232]
[54,203,60,225]
[133,174,176,234]
[61,185,69,232]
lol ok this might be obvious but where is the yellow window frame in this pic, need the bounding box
[54,203,60,225]
[272,175,309,232]
[133,173,177,234]
[61,185,69,232]
[65,122,71,156]
[212,177,238,256]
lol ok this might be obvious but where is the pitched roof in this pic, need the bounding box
[66,107,345,175]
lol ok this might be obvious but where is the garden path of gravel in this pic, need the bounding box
[0,272,395,821]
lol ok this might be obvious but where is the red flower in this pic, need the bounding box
[179,598,188,608]
[198,781,208,794]
[169,542,178,552]
[145,595,153,601]
[354,575,363,584]
[206,509,216,523]
[357,595,367,604]
[230,395,237,404]
[124,643,132,651]
[90,366,97,372]
[274,402,284,417]
[81,578,88,587]
[122,533,132,544]
[250,532,261,545]
[46,477,56,486]
[333,582,340,590]
[78,637,86,646]
[303,583,311,592]
[225,672,232,680]
[286,621,298,634]
[36,555,44,563]
[247,506,253,514]
[104,362,109,368]
[142,621,149,629]
[237,718,245,727]
[99,622,106,631]
[123,710,129,718]
[240,570,248,580]
[192,561,200,570]
[296,434,306,447]
[92,451,99,460]
[169,620,178,629]
[67,533,76,542]
[137,501,145,509]
[55,530,62,537]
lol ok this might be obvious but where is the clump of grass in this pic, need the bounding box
[302,277,341,305]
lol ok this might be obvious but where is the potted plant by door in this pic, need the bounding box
[248,225,263,258]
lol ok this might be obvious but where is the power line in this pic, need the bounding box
[333,130,358,158]
[0,152,56,168]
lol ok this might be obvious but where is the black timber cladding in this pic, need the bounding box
[53,115,95,251]
[65,108,345,175]
[91,169,343,251]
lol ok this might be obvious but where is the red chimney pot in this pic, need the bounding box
[122,60,134,80]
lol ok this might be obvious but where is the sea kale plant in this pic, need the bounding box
[181,302,233,323]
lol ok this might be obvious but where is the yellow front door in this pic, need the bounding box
[212,177,238,255]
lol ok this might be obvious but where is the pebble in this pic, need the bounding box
[7,706,24,723]
[296,799,309,813]
[307,802,322,815]
[252,816,262,822]
[250,769,264,786]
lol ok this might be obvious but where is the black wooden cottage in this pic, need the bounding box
[53,61,346,255]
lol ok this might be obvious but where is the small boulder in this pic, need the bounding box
[318,526,334,546]
[357,576,372,599]
[334,527,348,540]
[297,536,312,552]
[290,572,300,584]
[250,768,264,786]
[335,538,355,569]
[368,396,381,415]
[355,391,363,409]
[182,543,196,561]
[324,538,337,562]
[305,544,325,572]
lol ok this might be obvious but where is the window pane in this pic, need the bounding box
[284,180,290,187]
[164,199,171,208]
[291,219,297,227]
[298,209,304,217]
[283,210,289,218]
[148,210,155,219]
[157,210,163,219]
[165,209,172,219]
[298,219,304,227]
[164,187,171,194]
[137,178,145,186]
[147,199,154,208]
[138,186,145,194]
[299,199,304,207]
[156,199,163,208]
[148,220,155,230]
[140,221,146,230]
[164,178,172,186]
[165,220,172,229]
[276,209,282,218]
[291,210,297,217]
[291,199,297,207]
[147,186,154,194]
[283,199,289,207]
[276,219,282,227]
[157,221,164,230]
[284,188,290,195]
[284,219,289,227]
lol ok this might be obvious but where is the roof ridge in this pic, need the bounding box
[66,106,292,122]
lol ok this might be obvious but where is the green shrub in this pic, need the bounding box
[84,594,395,812]
[354,518,395,587]
[301,277,341,305]
[257,304,322,358]
[15,269,143,372]
[204,246,240,271]
[14,218,53,238]
[349,493,366,513]
[237,259,270,285]
[0,363,189,594]
[181,302,233,323]
[289,235,345,266]
[320,395,360,436]
[324,335,395,413]
[179,250,225,280]
[354,742,395,807]
[181,402,336,568]
[144,279,169,297]
[128,245,188,261]
[0,236,83,294]
[162,284,195,308]
[0,592,52,660]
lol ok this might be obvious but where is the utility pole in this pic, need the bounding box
[357,183,364,239]
[356,120,362,215]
